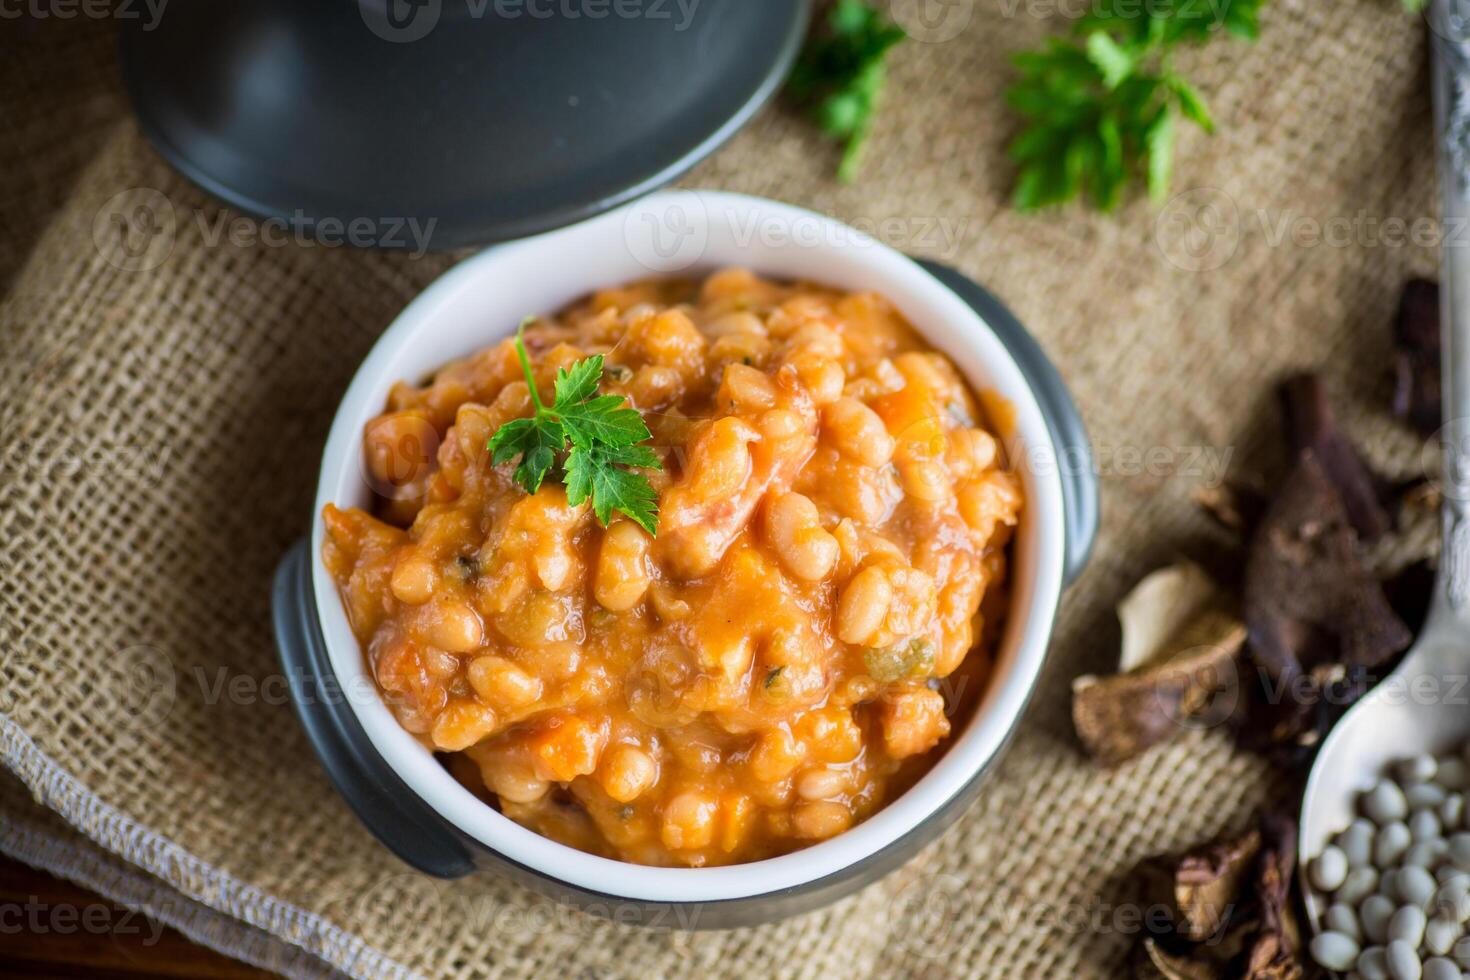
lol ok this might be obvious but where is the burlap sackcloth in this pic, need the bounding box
[0,4,1444,977]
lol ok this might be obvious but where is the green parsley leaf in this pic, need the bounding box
[786,0,906,182]
[1009,0,1263,211]
[487,415,564,494]
[486,321,662,532]
[564,443,661,535]
[1085,31,1136,90]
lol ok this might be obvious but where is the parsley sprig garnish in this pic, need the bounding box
[786,0,906,182]
[487,321,661,535]
[1009,0,1264,211]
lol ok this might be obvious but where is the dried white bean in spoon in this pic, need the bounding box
[1390,905,1428,947]
[1422,957,1459,980]
[1313,846,1350,892]
[1398,865,1439,908]
[1312,931,1362,972]
[1414,811,1446,844]
[1402,755,1439,785]
[1442,794,1466,831]
[1368,781,1411,824]
[1326,902,1362,942]
[1363,894,1397,945]
[1359,946,1390,980]
[1379,823,1414,867]
[1386,938,1422,980]
[1411,784,1450,812]
[1342,819,1377,866]
[1340,866,1381,904]
[1449,833,1470,870]
[1426,916,1460,957]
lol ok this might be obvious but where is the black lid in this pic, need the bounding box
[119,1,809,250]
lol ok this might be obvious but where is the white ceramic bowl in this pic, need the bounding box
[295,190,1085,922]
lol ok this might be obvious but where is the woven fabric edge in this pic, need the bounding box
[0,713,421,980]
[0,810,347,980]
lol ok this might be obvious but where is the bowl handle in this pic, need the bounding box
[272,539,475,878]
[917,260,1098,585]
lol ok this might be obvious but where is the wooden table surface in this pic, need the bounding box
[0,854,274,979]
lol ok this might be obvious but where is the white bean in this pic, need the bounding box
[1363,894,1397,944]
[1423,957,1459,980]
[1312,931,1363,972]
[1367,781,1411,824]
[1413,810,1445,843]
[1426,916,1460,957]
[1341,819,1377,867]
[1442,793,1466,831]
[1398,865,1439,908]
[1450,833,1470,870]
[1359,946,1389,980]
[1386,939,1423,980]
[1439,758,1469,791]
[1410,783,1450,811]
[1389,905,1427,947]
[1405,840,1447,868]
[1340,867,1382,904]
[1437,877,1470,922]
[1377,822,1413,867]
[1327,902,1362,942]
[1313,846,1350,892]
[1401,754,1439,785]
[1453,935,1470,967]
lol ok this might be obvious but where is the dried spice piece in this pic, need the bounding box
[1240,813,1302,980]
[1132,815,1306,980]
[1072,563,1247,766]
[1138,825,1262,942]
[1240,452,1412,764]
[1280,373,1391,543]
[1141,938,1223,980]
[1392,278,1441,436]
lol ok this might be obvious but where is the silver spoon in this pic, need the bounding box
[1299,0,1470,932]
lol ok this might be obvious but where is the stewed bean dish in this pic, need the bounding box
[322,268,1022,866]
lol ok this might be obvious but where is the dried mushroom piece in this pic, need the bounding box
[1117,563,1231,672]
[1138,826,1262,942]
[1244,452,1411,679]
[1392,278,1441,436]
[1072,563,1247,766]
